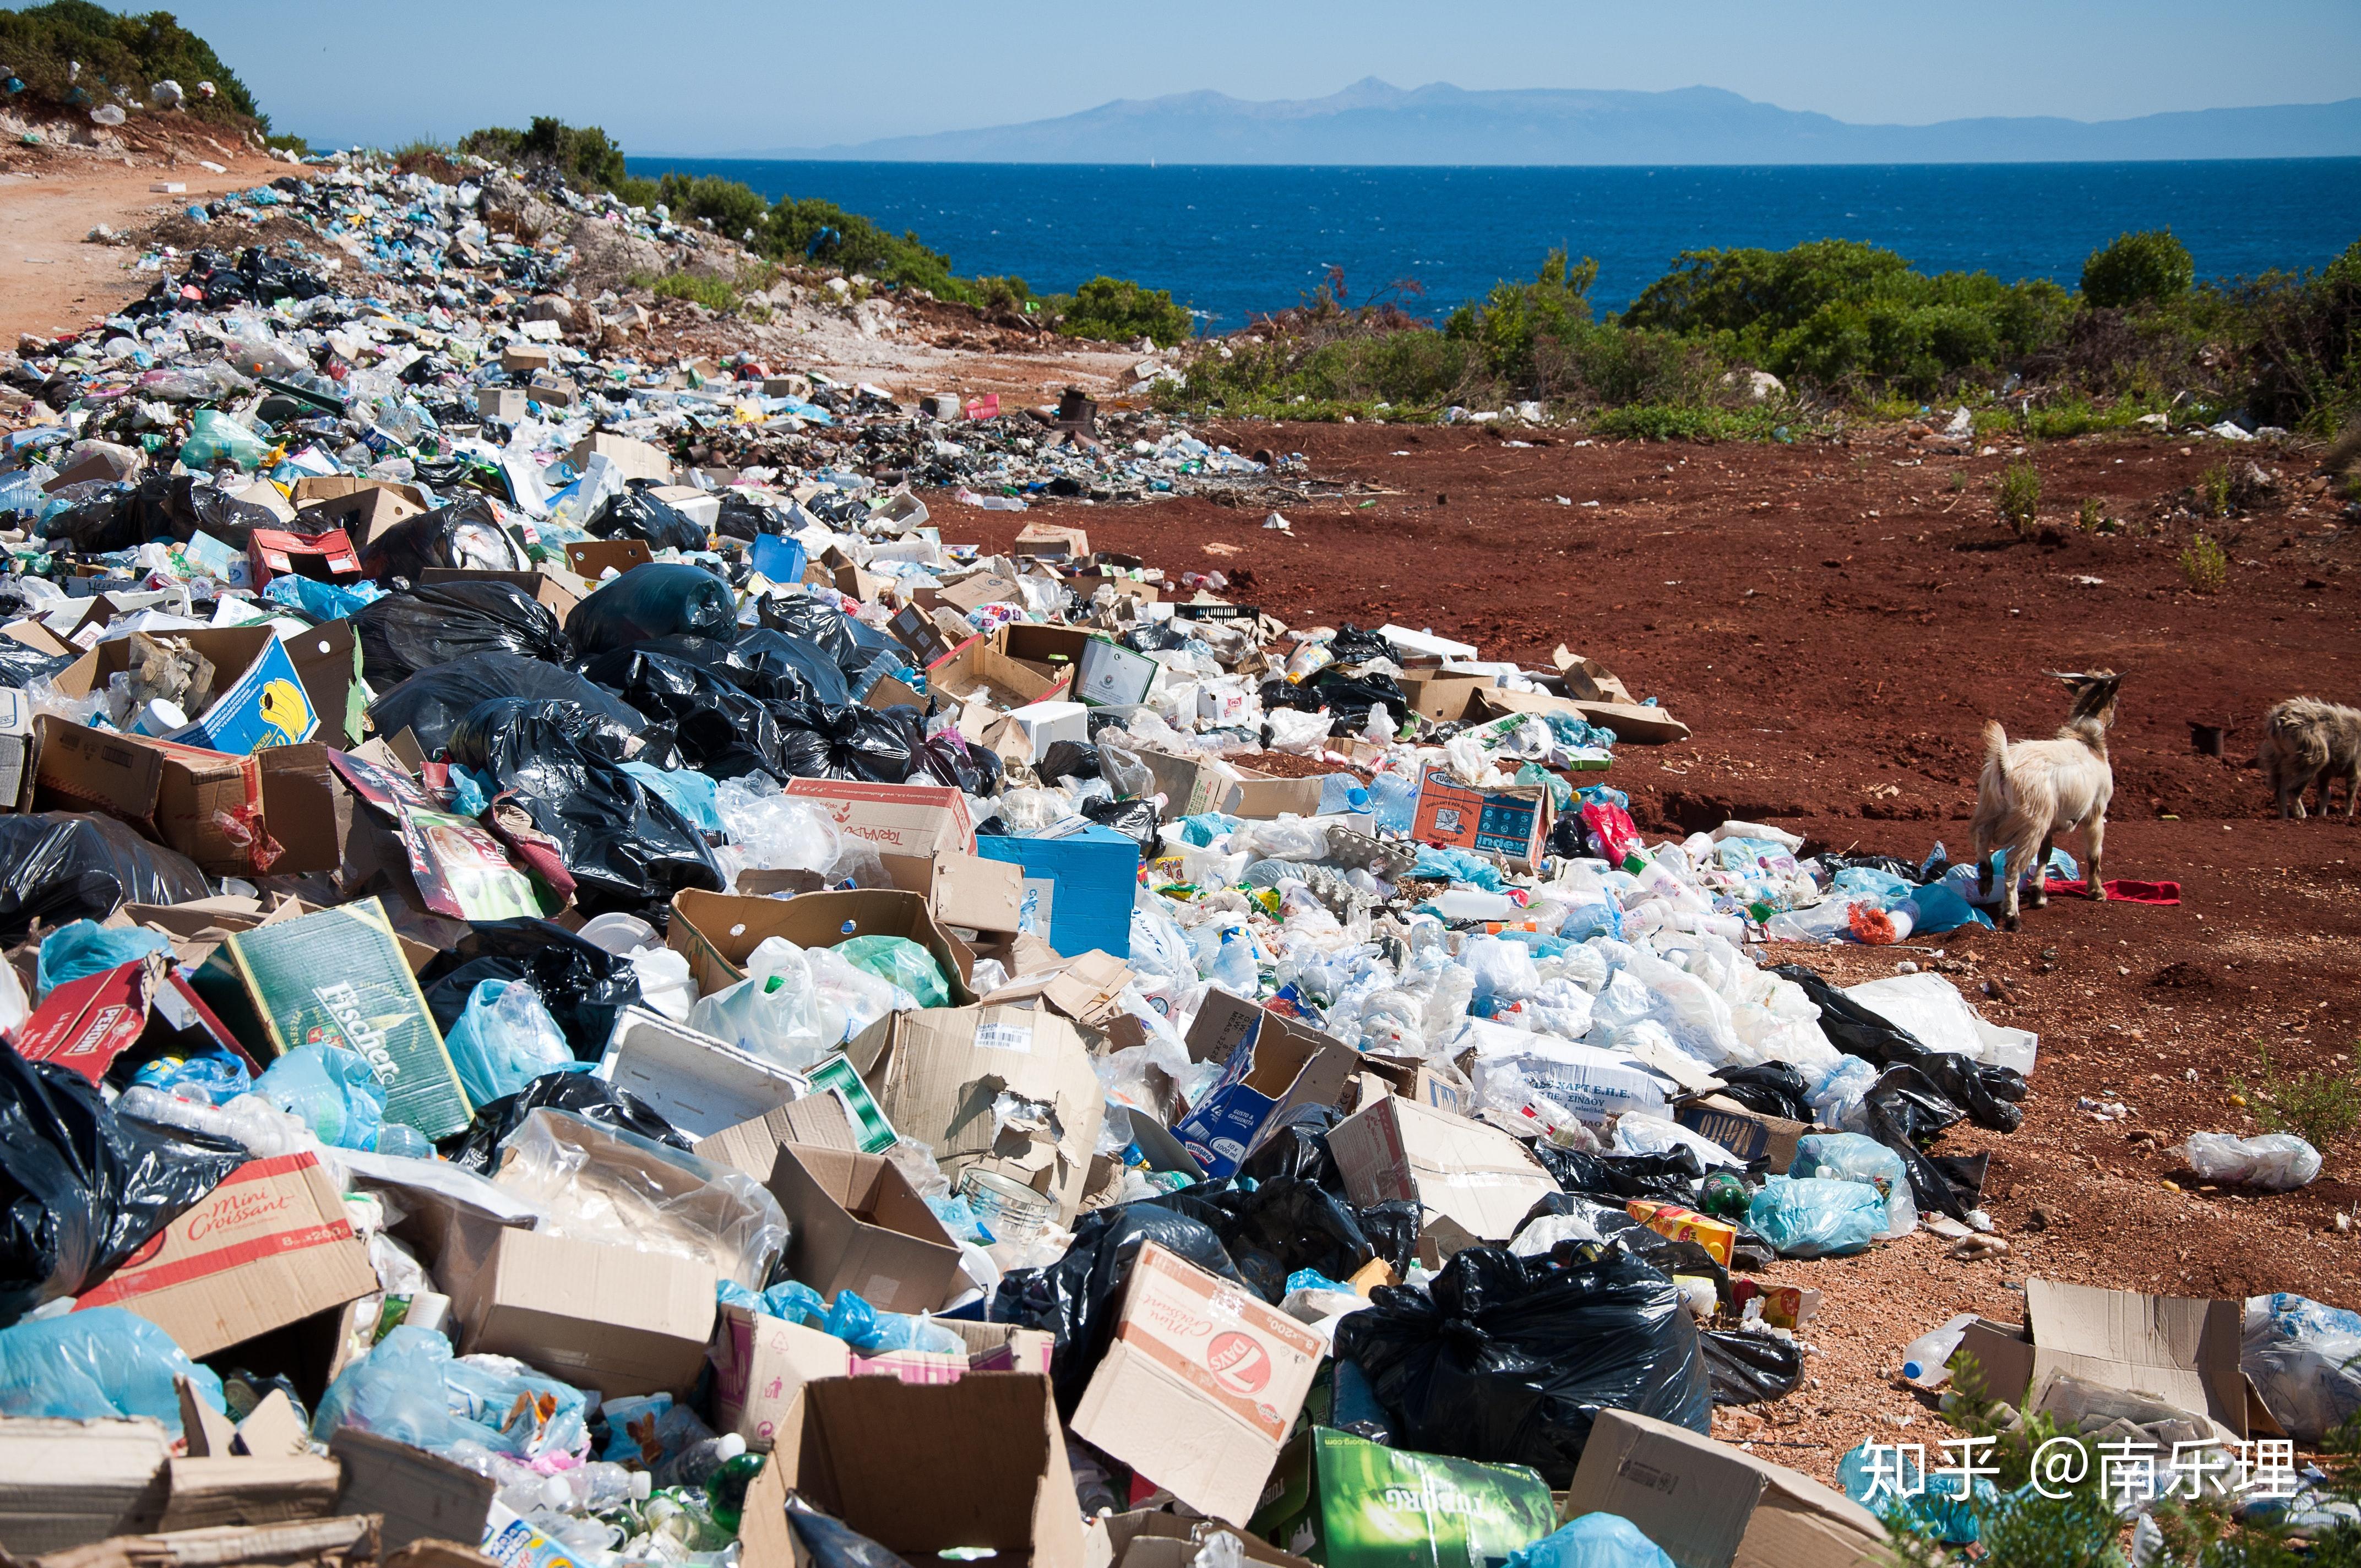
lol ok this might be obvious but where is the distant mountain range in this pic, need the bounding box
[715,80,2361,165]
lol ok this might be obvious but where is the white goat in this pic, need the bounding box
[1970,672,2121,932]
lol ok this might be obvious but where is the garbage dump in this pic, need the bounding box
[0,143,2295,1568]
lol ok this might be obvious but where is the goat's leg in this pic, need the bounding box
[2029,830,2056,908]
[1973,817,1995,898]
[2340,767,2358,820]
[1995,842,2021,932]
[2086,813,2107,900]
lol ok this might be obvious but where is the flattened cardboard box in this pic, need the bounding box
[878,848,1025,937]
[0,1418,172,1554]
[1563,1408,1886,1568]
[1473,684,1690,746]
[73,1151,377,1358]
[763,1141,964,1314]
[1674,1093,1807,1172]
[1326,1096,1557,1244]
[1071,1242,1323,1527]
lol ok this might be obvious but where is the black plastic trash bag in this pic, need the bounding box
[359,496,525,582]
[418,917,645,1057]
[989,1200,1242,1414]
[628,630,843,706]
[917,730,1001,797]
[568,564,737,656]
[1702,1329,1804,1406]
[1237,1104,1347,1190]
[39,482,142,552]
[354,580,572,689]
[1,1043,247,1327]
[0,643,75,689]
[716,492,792,541]
[1334,1244,1711,1485]
[1328,624,1397,666]
[442,1067,688,1172]
[444,699,725,916]
[580,647,789,781]
[1532,1142,1704,1203]
[1162,1178,1412,1304]
[775,701,924,783]
[588,484,706,552]
[1710,1063,1817,1124]
[1773,965,2026,1133]
[367,652,644,758]
[1858,1064,1977,1219]
[1036,741,1100,783]
[758,594,895,683]
[0,813,209,944]
[1081,797,1158,854]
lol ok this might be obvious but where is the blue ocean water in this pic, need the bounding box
[623,158,2361,330]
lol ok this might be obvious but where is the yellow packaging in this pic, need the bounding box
[1624,1199,1735,1266]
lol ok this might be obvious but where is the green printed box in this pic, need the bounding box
[1249,1428,1554,1568]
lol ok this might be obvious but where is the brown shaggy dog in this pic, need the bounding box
[2259,697,2361,819]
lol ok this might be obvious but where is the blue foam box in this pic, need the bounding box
[974,822,1139,959]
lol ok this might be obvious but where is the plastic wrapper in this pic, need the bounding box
[569,563,738,656]
[34,919,172,1002]
[368,652,645,759]
[254,1043,387,1151]
[1746,1175,1885,1257]
[2242,1292,2361,1441]
[2183,1131,2320,1191]
[836,935,950,1009]
[445,698,726,916]
[312,1324,587,1460]
[0,813,209,943]
[421,917,645,1057]
[443,1070,689,1173]
[2,1042,249,1324]
[355,580,573,689]
[589,485,708,551]
[0,1305,228,1434]
[443,979,575,1107]
[360,496,526,581]
[1335,1244,1711,1484]
[1507,1515,1674,1568]
[489,1108,788,1289]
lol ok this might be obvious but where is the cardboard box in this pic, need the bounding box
[928,635,1071,712]
[1172,991,1358,1179]
[74,1151,377,1358]
[527,373,576,407]
[998,623,1096,677]
[206,897,470,1140]
[887,602,960,667]
[571,431,675,485]
[850,1002,1105,1224]
[1625,1200,1738,1267]
[1352,1053,1476,1119]
[499,343,554,375]
[1562,1409,1886,1568]
[1675,1093,1807,1171]
[709,1304,1051,1450]
[764,1143,963,1314]
[1472,685,1690,746]
[51,625,318,754]
[15,952,254,1085]
[1249,1427,1557,1568]
[36,720,261,876]
[596,1006,809,1139]
[975,821,1140,959]
[1012,522,1090,560]
[1954,1277,2277,1440]
[878,848,1025,937]
[1396,673,1488,722]
[1095,1512,1312,1568]
[931,571,1024,613]
[0,685,32,812]
[763,1374,1085,1568]
[1073,636,1158,707]
[1071,1242,1324,1526]
[0,1418,172,1554]
[1411,766,1552,870]
[693,1093,864,1179]
[780,776,975,858]
[439,1214,717,1397]
[289,476,427,546]
[1227,770,1326,820]
[668,887,977,1004]
[477,386,529,423]
[331,1430,494,1551]
[1135,748,1244,822]
[1327,1097,1557,1245]
[247,528,361,589]
[281,620,362,750]
[565,538,655,577]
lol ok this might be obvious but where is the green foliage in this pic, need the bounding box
[1996,462,2042,535]
[2180,530,2229,594]
[1057,275,1194,346]
[2232,1043,2361,1150]
[1445,249,1598,382]
[632,270,754,313]
[2243,240,2361,434]
[2078,496,2106,532]
[2082,229,2196,309]
[263,131,309,157]
[459,116,630,191]
[1589,402,1785,442]
[2197,462,2234,518]
[974,275,1032,313]
[651,173,770,241]
[0,1,263,124]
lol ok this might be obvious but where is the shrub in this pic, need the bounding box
[2232,1044,2361,1151]
[2180,531,2228,594]
[652,173,769,242]
[1058,276,1193,347]
[2081,229,2195,309]
[1995,462,2041,535]
[1444,249,1597,384]
[0,1,263,124]
[633,271,744,312]
[460,116,630,192]
[2197,462,2234,518]
[974,276,1032,314]
[2077,496,2105,531]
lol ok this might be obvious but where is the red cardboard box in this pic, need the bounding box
[14,954,255,1084]
[248,528,362,588]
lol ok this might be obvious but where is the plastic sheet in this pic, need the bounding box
[355,580,572,689]
[1508,1514,1675,1568]
[836,936,950,1009]
[569,563,739,656]
[0,1305,227,1433]
[368,652,645,759]
[1335,1244,1712,1484]
[0,813,209,943]
[2242,1292,2361,1441]
[443,978,575,1107]
[34,919,172,1001]
[312,1323,587,1460]
[1746,1175,1885,1257]
[688,937,830,1071]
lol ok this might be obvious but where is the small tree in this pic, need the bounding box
[2081,230,2195,309]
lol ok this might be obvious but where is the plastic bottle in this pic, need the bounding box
[540,1463,651,1514]
[1367,772,1418,834]
[1699,1171,1750,1220]
[1899,1313,1981,1386]
[1209,930,1258,993]
[1432,888,1517,922]
[651,1431,745,1491]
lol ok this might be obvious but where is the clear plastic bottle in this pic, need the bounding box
[1367,772,1418,834]
[651,1432,746,1491]
[1899,1313,1981,1386]
[1209,931,1258,993]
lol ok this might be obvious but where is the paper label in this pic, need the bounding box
[975,1021,1033,1054]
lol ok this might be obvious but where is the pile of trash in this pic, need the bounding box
[0,150,2348,1568]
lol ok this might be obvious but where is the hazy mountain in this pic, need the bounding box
[721,80,2361,165]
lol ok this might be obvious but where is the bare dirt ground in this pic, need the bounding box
[927,421,2361,1479]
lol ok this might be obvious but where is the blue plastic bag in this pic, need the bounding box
[35,919,173,1001]
[264,574,386,620]
[1748,1175,1885,1257]
[1838,1441,1994,1544]
[312,1324,586,1460]
[622,761,725,835]
[254,1044,387,1151]
[1508,1513,1674,1568]
[1412,843,1504,891]
[441,978,573,1107]
[1900,879,1993,934]
[130,1053,254,1104]
[0,1306,226,1435]
[1832,866,1913,908]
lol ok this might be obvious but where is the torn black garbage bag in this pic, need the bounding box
[444,698,724,917]
[1773,965,2026,1132]
[0,813,209,944]
[1,1042,247,1327]
[568,563,737,656]
[418,917,645,1058]
[441,1066,688,1172]
[587,483,706,552]
[1334,1243,1711,1485]
[354,580,572,689]
[580,647,788,781]
[627,630,842,706]
[359,495,525,583]
[1532,1142,1703,1203]
[367,652,644,758]
[1701,1329,1804,1406]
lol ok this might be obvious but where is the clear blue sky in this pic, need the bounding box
[161,0,2361,154]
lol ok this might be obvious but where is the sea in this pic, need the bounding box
[621,158,2361,330]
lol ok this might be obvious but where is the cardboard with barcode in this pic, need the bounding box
[1070,1240,1324,1527]
[72,1151,377,1357]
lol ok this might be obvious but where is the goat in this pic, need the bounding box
[1970,671,2121,931]
[2259,696,2361,819]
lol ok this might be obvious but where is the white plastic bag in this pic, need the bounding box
[687,937,830,1070]
[2182,1132,2320,1191]
[1264,708,1330,756]
[2243,1293,2361,1440]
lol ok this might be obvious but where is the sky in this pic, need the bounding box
[161,0,2361,155]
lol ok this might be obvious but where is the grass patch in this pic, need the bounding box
[1995,462,2042,535]
[2232,1044,2361,1150]
[2197,460,2235,518]
[633,270,753,312]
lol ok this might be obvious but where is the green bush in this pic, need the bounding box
[1057,276,1193,346]
[2081,228,2195,309]
[1444,249,1597,383]
[460,116,631,192]
[652,173,770,241]
[2180,530,2229,593]
[1996,462,2042,534]
[0,1,263,123]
